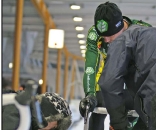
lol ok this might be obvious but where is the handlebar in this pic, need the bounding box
[83,103,90,130]
[93,107,139,117]
[84,104,90,124]
[83,107,139,130]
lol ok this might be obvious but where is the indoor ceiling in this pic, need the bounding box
[2,0,156,68]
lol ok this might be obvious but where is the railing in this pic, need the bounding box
[83,107,139,130]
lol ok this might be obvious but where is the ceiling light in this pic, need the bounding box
[77,34,85,38]
[79,40,85,44]
[73,17,83,22]
[9,63,13,68]
[39,79,43,85]
[70,5,81,10]
[48,29,64,49]
[80,45,86,49]
[82,53,85,57]
[75,26,84,31]
[81,50,86,53]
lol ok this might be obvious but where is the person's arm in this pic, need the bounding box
[79,26,102,117]
[99,35,132,108]
[98,35,133,129]
[83,25,101,96]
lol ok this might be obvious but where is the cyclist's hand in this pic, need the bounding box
[79,95,97,117]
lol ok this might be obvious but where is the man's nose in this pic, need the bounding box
[104,37,110,43]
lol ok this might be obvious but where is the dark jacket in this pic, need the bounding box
[99,25,156,129]
[2,104,20,130]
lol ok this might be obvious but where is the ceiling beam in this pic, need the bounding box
[31,0,84,61]
[31,0,56,29]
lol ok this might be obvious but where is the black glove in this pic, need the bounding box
[79,95,97,117]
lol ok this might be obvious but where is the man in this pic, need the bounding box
[93,1,155,130]
[79,2,152,130]
[3,91,72,130]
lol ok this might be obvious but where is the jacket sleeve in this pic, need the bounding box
[83,26,101,96]
[98,35,132,109]
[98,37,132,129]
